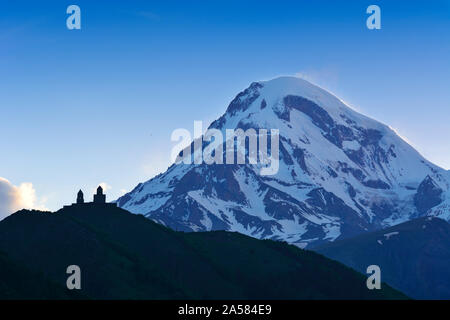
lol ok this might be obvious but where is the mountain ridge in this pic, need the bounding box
[314,216,450,299]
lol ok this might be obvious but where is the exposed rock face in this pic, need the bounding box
[414,175,443,214]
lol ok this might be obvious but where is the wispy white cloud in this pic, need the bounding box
[295,67,340,89]
[90,182,112,195]
[98,182,112,192]
[0,177,48,220]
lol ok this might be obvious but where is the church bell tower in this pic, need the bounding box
[76,190,84,204]
[94,186,106,204]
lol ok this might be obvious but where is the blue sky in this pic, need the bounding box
[0,0,449,212]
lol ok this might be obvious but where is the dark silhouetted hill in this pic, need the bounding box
[0,206,407,299]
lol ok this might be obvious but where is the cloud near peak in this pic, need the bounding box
[0,177,47,220]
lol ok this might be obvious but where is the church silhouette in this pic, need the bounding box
[64,186,117,209]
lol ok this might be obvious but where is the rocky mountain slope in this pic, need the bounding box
[314,217,450,299]
[117,77,450,248]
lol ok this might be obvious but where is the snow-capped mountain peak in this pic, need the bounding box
[117,77,450,247]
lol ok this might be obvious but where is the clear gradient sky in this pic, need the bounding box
[0,0,449,213]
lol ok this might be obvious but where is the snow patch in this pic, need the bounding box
[342,140,360,151]
[383,231,399,240]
